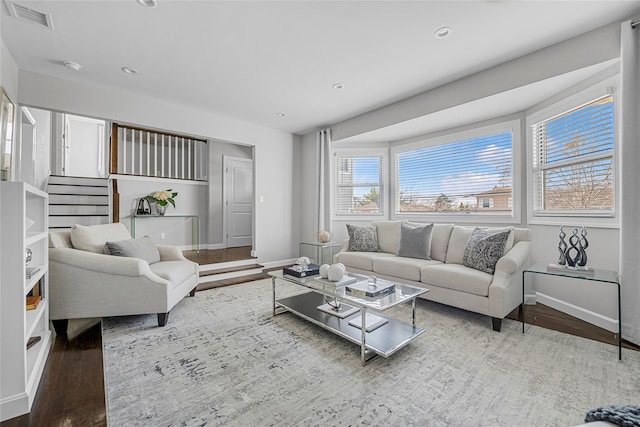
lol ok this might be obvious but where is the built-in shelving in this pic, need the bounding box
[1,182,51,422]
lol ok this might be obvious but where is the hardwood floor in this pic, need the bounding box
[3,254,638,425]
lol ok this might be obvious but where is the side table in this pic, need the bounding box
[299,242,343,265]
[131,214,199,252]
[522,263,621,360]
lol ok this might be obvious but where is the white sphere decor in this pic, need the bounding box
[335,263,346,273]
[319,264,330,278]
[327,264,345,282]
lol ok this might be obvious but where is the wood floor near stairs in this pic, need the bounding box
[3,255,639,426]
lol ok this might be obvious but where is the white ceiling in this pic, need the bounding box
[2,1,640,139]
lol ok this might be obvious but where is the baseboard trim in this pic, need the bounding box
[535,292,618,333]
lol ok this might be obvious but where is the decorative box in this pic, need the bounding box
[283,263,320,278]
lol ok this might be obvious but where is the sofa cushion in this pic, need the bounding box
[105,236,161,264]
[374,256,441,282]
[346,224,379,252]
[150,261,198,288]
[445,226,514,264]
[70,223,132,254]
[463,228,510,274]
[372,220,405,254]
[335,251,394,271]
[409,222,453,262]
[420,264,493,296]
[397,223,433,259]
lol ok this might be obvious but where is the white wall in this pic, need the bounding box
[18,71,298,264]
[22,107,50,190]
[116,177,207,250]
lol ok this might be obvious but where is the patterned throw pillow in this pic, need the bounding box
[463,228,511,274]
[346,224,379,252]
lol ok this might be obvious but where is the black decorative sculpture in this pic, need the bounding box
[558,226,589,267]
[558,227,568,265]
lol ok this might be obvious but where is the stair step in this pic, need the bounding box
[197,272,269,291]
[49,205,110,215]
[49,194,109,205]
[48,175,109,186]
[49,215,110,228]
[199,258,258,272]
[200,264,264,277]
[198,266,265,284]
[47,184,108,196]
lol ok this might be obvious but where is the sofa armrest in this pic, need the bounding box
[333,239,350,263]
[495,241,530,274]
[488,241,531,319]
[50,247,151,277]
[157,245,188,261]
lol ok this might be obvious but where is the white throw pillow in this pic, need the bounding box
[372,220,405,254]
[70,223,132,253]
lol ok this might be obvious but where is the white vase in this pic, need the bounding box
[156,204,167,216]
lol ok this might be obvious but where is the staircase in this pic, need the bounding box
[183,248,267,289]
[47,175,110,229]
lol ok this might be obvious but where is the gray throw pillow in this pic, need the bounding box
[104,236,161,264]
[463,228,510,274]
[397,223,433,259]
[346,224,379,252]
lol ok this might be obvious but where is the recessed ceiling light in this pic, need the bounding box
[136,0,158,7]
[63,61,82,71]
[332,83,344,89]
[276,113,286,117]
[121,67,138,74]
[435,27,452,38]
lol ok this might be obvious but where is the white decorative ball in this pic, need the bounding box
[317,230,332,243]
[319,264,330,278]
[335,263,346,273]
[328,264,345,282]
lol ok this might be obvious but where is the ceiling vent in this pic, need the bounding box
[6,1,54,30]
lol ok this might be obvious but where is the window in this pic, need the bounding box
[530,94,615,217]
[334,151,384,216]
[393,122,516,219]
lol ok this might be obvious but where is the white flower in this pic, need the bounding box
[153,191,172,201]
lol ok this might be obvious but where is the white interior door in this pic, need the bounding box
[224,156,254,248]
[63,114,106,177]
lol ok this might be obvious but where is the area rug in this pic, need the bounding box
[103,279,640,426]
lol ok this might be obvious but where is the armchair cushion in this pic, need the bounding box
[105,236,160,264]
[150,261,198,287]
[70,223,131,253]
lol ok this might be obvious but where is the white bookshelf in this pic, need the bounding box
[0,182,51,422]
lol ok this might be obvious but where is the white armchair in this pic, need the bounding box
[48,223,198,333]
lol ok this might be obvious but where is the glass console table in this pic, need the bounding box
[130,214,199,252]
[299,242,343,265]
[522,263,621,360]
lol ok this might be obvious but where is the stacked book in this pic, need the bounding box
[345,280,396,298]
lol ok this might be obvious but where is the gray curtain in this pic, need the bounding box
[619,20,640,346]
[315,128,332,235]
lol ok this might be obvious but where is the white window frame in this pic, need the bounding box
[332,147,387,220]
[526,76,619,228]
[391,119,521,224]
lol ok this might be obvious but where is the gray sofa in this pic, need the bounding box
[48,223,199,332]
[334,220,531,331]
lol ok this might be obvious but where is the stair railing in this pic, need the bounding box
[110,123,207,181]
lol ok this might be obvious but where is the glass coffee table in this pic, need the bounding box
[269,271,428,365]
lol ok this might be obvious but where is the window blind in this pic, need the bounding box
[395,132,513,215]
[532,94,614,215]
[335,154,383,215]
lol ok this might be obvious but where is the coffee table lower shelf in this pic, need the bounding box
[276,291,424,361]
